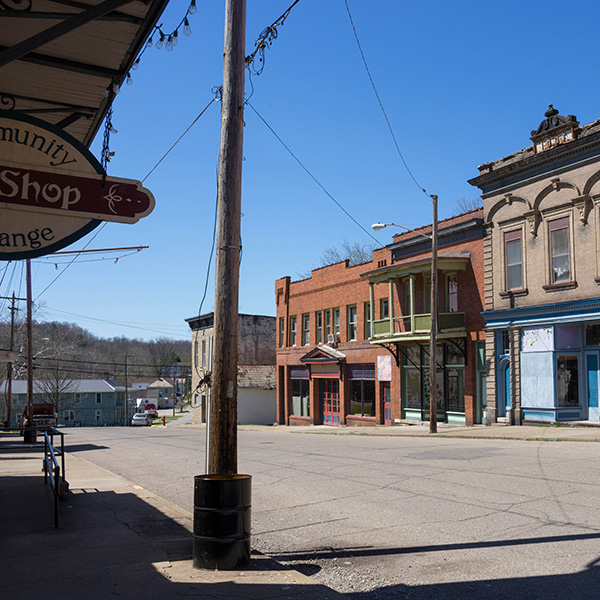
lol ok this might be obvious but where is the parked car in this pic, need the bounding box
[131,413,151,426]
[145,409,159,419]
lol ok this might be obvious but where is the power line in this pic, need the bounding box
[141,95,218,183]
[34,222,107,301]
[246,101,379,244]
[34,355,191,369]
[43,306,189,337]
[343,0,429,199]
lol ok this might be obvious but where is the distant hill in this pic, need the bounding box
[0,319,191,384]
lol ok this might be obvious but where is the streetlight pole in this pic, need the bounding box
[372,194,439,434]
[429,195,438,434]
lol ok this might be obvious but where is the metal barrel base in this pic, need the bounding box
[193,473,251,570]
[23,428,37,444]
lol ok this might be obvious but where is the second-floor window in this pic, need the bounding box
[347,305,357,341]
[333,308,340,336]
[504,229,523,290]
[278,317,285,347]
[380,298,389,319]
[364,302,371,338]
[302,313,310,345]
[549,217,570,283]
[96,393,101,404]
[289,316,297,346]
[316,311,323,344]
[447,274,458,312]
[324,309,331,338]
[202,340,207,368]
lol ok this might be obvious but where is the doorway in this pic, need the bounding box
[321,379,340,426]
[382,382,391,425]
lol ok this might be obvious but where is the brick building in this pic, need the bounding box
[275,209,486,427]
[185,312,276,425]
[469,106,600,424]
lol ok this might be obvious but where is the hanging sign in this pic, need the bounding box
[0,110,155,260]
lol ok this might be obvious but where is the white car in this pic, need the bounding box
[131,413,151,427]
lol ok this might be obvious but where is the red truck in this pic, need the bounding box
[22,402,57,430]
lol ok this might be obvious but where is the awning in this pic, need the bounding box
[0,0,170,148]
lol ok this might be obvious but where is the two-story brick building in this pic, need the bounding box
[276,209,486,427]
[470,106,600,424]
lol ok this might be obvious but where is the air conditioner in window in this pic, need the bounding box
[327,333,340,346]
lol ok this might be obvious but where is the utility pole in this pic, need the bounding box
[429,195,438,434]
[25,259,34,442]
[2,293,22,427]
[208,0,246,475]
[124,354,128,426]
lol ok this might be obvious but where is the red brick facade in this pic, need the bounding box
[275,209,486,427]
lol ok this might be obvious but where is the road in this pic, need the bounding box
[63,425,600,599]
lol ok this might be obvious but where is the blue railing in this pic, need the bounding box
[43,427,67,528]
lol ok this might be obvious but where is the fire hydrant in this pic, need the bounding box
[162,416,166,426]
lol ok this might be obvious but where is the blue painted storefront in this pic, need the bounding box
[484,299,600,423]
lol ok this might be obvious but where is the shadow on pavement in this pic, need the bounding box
[0,475,342,600]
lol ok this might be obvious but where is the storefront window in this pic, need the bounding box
[405,369,421,409]
[446,343,464,365]
[556,356,578,407]
[291,379,310,416]
[555,324,579,351]
[585,323,600,347]
[350,380,375,416]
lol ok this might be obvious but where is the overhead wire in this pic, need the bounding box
[34,223,107,302]
[141,94,219,184]
[343,0,430,199]
[246,101,380,244]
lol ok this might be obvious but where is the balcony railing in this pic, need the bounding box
[372,312,465,340]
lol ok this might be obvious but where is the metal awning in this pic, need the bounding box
[0,0,170,148]
[361,253,470,284]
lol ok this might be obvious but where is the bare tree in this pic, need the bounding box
[34,334,77,417]
[453,197,483,215]
[145,337,182,377]
[297,239,376,279]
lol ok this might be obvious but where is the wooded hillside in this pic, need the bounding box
[0,319,191,384]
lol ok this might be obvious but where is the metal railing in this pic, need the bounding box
[43,427,67,528]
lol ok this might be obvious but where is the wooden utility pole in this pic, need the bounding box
[209,0,246,474]
[3,293,20,427]
[26,259,34,437]
[429,195,438,434]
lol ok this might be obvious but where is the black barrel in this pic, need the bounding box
[193,473,251,570]
[23,428,37,444]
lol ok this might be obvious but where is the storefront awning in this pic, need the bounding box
[483,298,600,329]
[0,0,170,147]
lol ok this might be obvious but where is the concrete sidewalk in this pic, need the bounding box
[0,431,342,600]
[232,421,600,443]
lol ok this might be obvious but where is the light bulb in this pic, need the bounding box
[189,0,197,15]
[155,33,165,49]
[126,73,133,85]
[146,37,153,49]
[183,19,191,36]
[131,58,140,71]
[166,35,174,51]
[172,30,178,46]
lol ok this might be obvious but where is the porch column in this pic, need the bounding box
[388,279,395,334]
[409,274,416,333]
[369,282,375,337]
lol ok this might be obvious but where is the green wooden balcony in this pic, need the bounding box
[371,312,465,342]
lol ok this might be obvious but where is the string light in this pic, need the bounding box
[183,18,192,36]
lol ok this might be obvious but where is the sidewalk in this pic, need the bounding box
[0,431,343,600]
[220,421,600,443]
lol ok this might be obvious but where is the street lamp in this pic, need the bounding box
[371,194,439,433]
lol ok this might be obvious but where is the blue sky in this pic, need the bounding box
[3,0,600,341]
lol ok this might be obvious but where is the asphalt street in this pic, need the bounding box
[62,425,600,599]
